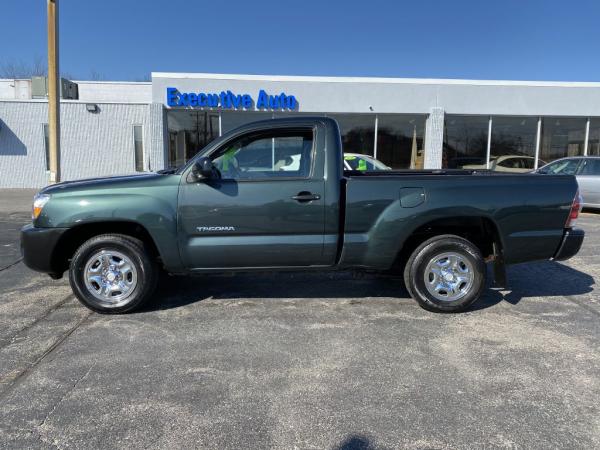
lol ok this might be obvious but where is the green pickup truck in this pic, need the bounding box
[21,117,584,313]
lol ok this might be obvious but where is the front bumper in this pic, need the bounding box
[552,228,585,261]
[20,224,69,275]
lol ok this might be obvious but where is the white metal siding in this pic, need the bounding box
[0,102,49,188]
[76,81,151,103]
[0,101,153,188]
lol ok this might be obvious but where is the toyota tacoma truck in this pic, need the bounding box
[21,117,585,313]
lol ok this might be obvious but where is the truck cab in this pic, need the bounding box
[176,118,341,269]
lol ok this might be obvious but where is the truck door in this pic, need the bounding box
[178,126,329,269]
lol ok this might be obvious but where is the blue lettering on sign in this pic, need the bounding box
[166,87,298,110]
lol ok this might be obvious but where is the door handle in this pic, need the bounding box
[292,192,321,202]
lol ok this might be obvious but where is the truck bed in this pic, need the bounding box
[340,172,578,269]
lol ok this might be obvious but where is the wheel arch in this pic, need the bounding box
[50,221,162,275]
[393,216,504,273]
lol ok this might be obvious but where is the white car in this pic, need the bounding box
[537,156,600,209]
[464,155,545,173]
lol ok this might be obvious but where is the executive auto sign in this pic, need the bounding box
[166,87,298,110]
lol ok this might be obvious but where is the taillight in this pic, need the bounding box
[565,190,583,228]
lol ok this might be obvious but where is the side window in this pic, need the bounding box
[497,158,518,168]
[43,123,50,171]
[579,159,600,175]
[522,158,535,169]
[133,125,144,172]
[211,130,313,180]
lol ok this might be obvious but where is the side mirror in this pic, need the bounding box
[191,157,218,180]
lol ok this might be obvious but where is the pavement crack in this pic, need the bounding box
[39,362,96,430]
[0,293,75,352]
[0,257,22,272]
[0,311,92,400]
[36,363,96,450]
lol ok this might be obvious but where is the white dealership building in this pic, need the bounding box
[1,72,600,187]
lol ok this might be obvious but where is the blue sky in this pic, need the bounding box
[1,0,599,81]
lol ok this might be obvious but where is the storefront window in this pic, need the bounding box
[490,116,538,171]
[540,117,586,163]
[443,115,489,169]
[327,114,375,156]
[376,115,426,169]
[588,119,600,156]
[167,110,219,168]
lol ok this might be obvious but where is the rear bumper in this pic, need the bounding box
[20,224,69,275]
[552,228,585,261]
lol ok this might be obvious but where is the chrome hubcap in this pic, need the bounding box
[424,252,474,302]
[83,250,138,307]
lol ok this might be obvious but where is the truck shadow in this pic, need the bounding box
[142,261,594,313]
[471,261,595,311]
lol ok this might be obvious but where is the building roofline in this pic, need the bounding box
[151,72,600,88]
[0,78,151,85]
[0,98,151,105]
[73,80,151,85]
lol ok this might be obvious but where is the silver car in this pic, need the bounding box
[537,156,600,209]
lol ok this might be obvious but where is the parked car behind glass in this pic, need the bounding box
[464,155,545,173]
[343,153,391,171]
[536,156,600,209]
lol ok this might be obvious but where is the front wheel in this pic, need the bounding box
[404,235,486,313]
[69,234,158,313]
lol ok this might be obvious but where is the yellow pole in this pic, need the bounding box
[47,0,60,183]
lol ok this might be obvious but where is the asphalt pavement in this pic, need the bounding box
[0,189,599,449]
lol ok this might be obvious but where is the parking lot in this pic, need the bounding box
[0,189,598,449]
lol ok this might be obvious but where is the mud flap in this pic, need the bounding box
[492,242,507,288]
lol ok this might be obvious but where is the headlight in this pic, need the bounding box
[32,193,51,220]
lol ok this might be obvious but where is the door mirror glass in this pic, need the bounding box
[191,157,219,180]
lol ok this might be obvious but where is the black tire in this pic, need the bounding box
[403,234,486,313]
[69,234,158,314]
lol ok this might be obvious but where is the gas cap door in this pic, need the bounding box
[400,187,425,208]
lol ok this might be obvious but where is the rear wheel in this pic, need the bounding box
[404,234,486,312]
[69,234,158,313]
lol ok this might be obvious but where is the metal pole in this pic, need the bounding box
[584,118,590,156]
[373,114,378,158]
[486,116,492,169]
[534,117,542,170]
[47,0,60,183]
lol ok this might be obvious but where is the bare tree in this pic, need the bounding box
[89,69,105,81]
[0,56,77,80]
[133,73,151,82]
[0,56,47,78]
